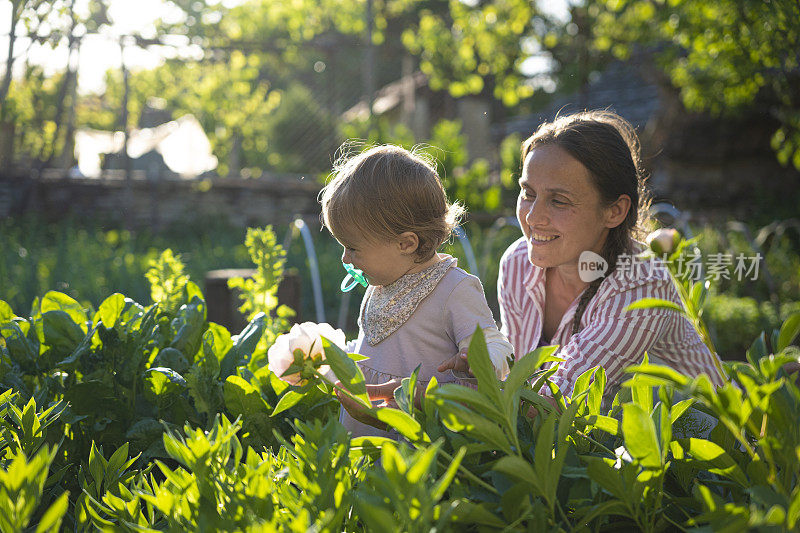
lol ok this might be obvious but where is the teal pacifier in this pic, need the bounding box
[341,263,368,292]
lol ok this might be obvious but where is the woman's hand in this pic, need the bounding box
[335,379,399,430]
[437,348,471,374]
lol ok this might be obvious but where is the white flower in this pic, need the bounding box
[646,228,681,256]
[267,322,347,385]
[613,445,633,469]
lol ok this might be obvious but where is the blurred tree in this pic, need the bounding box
[591,0,800,170]
[1,0,113,167]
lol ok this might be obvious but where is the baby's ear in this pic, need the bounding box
[397,231,420,255]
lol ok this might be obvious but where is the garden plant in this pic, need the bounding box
[1,226,799,531]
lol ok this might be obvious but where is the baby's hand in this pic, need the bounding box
[438,348,471,374]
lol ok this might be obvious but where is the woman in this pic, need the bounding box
[340,110,725,422]
[496,109,725,397]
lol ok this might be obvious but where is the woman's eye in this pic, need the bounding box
[520,190,535,200]
[552,198,568,206]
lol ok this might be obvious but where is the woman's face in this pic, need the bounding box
[516,144,618,271]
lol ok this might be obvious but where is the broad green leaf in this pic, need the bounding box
[584,457,627,500]
[224,375,271,415]
[493,455,537,484]
[152,347,190,374]
[271,390,305,416]
[97,293,126,329]
[432,445,466,500]
[573,367,598,400]
[587,367,606,414]
[35,490,69,533]
[41,291,88,332]
[465,326,503,407]
[407,441,440,484]
[788,486,800,528]
[143,367,187,405]
[670,438,748,487]
[624,364,690,387]
[451,501,506,528]
[622,403,662,468]
[625,298,685,314]
[778,312,800,353]
[690,280,709,312]
[0,300,15,323]
[42,310,86,357]
[322,336,370,408]
[671,399,695,423]
[436,400,510,453]
[504,345,561,396]
[579,414,619,435]
[534,413,556,485]
[375,407,429,443]
[747,332,768,366]
[432,384,504,421]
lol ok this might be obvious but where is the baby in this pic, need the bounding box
[320,144,512,437]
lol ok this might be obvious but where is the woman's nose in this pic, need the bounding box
[525,199,546,226]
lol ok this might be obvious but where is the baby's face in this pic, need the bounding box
[335,230,416,287]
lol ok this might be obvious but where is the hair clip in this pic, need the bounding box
[340,262,369,292]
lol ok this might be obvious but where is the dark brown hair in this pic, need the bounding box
[521,110,651,333]
[320,144,464,261]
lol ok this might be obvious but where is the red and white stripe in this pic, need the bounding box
[498,237,726,396]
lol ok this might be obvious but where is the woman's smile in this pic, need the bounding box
[530,232,559,244]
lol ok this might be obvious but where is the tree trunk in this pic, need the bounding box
[0,0,22,116]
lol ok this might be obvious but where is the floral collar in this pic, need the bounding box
[359,255,457,346]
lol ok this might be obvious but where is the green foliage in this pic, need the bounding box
[228,226,295,349]
[592,0,800,170]
[144,249,190,317]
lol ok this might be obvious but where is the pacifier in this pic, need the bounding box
[340,262,369,292]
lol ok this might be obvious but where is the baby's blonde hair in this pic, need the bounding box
[320,144,464,261]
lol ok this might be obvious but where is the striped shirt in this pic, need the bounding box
[498,237,725,396]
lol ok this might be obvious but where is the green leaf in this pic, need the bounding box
[451,501,506,528]
[143,367,187,405]
[271,390,305,416]
[322,336,370,408]
[223,313,266,377]
[97,293,126,329]
[625,297,685,314]
[624,363,691,387]
[432,445,466,500]
[669,438,748,487]
[690,280,709,312]
[42,310,86,358]
[432,384,504,421]
[35,491,69,533]
[41,291,88,332]
[493,455,537,484]
[777,312,800,353]
[465,325,503,407]
[0,300,15,323]
[375,407,429,443]
[505,345,561,393]
[579,414,620,435]
[584,457,627,500]
[670,399,695,424]
[622,403,662,468]
[406,441,440,484]
[436,400,510,453]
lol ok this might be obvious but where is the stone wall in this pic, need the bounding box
[0,171,324,229]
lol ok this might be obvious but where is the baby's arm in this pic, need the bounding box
[443,276,514,380]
